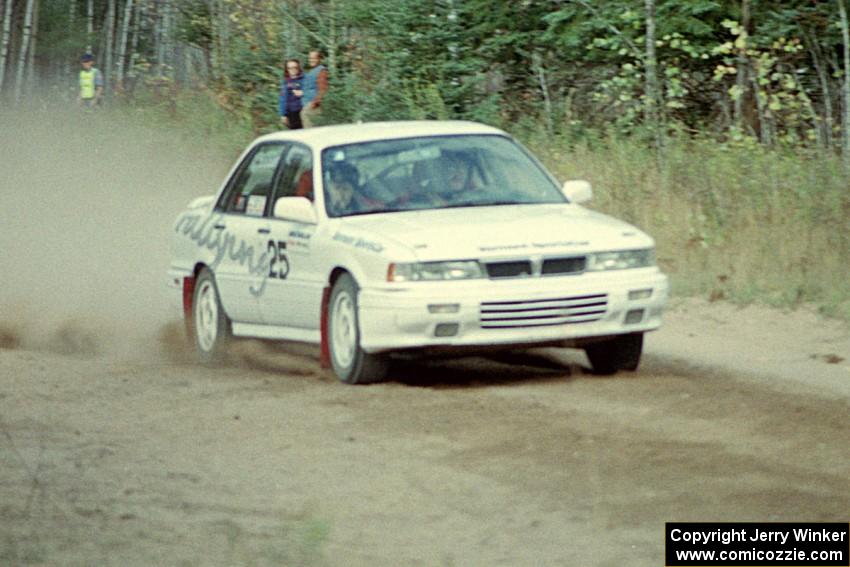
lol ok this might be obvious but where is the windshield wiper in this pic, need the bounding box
[340,209,386,217]
[440,200,530,209]
[342,207,413,217]
[341,201,531,217]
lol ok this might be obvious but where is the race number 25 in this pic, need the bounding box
[268,240,290,279]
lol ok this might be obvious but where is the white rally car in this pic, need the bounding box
[168,121,668,384]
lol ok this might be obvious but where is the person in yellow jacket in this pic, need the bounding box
[78,53,103,108]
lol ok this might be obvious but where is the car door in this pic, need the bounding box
[260,144,324,330]
[211,142,288,324]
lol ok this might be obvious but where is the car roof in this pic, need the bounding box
[253,120,509,150]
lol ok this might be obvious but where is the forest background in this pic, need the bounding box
[1,0,849,320]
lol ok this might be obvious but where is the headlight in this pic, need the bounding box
[586,248,655,271]
[388,261,484,282]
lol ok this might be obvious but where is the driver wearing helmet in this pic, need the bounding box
[326,162,372,216]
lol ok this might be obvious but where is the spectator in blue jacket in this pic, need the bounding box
[301,50,329,128]
[279,58,304,130]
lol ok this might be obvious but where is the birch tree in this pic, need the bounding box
[839,0,850,168]
[733,0,749,132]
[644,0,662,154]
[0,0,14,92]
[156,0,171,74]
[87,0,93,53]
[128,0,142,84]
[532,51,553,133]
[66,0,77,79]
[14,0,36,102]
[803,27,834,150]
[116,0,133,89]
[25,0,37,94]
[104,0,115,93]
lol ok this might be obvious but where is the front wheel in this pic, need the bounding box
[584,333,643,375]
[328,274,388,384]
[192,268,232,363]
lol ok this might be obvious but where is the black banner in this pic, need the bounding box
[666,523,849,566]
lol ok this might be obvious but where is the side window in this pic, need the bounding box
[217,143,288,216]
[272,145,314,204]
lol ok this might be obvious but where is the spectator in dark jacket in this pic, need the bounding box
[279,58,304,129]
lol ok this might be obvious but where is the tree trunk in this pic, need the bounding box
[644,0,662,155]
[733,0,750,131]
[14,0,36,103]
[328,0,337,77]
[0,0,14,93]
[205,0,217,79]
[25,0,37,95]
[219,0,229,79]
[164,0,172,73]
[532,51,553,133]
[86,0,93,53]
[751,74,772,146]
[104,0,115,95]
[66,0,77,81]
[804,27,834,150]
[115,0,133,90]
[128,0,141,82]
[839,0,850,169]
[156,0,170,74]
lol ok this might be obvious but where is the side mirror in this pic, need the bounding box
[561,180,593,204]
[273,196,318,224]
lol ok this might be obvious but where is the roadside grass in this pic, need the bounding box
[529,133,850,322]
[114,86,257,158]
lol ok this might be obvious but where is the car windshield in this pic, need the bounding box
[320,134,565,217]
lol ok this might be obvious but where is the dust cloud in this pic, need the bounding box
[0,104,236,359]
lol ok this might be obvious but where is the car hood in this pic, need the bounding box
[338,204,654,261]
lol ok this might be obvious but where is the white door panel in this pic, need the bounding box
[259,143,323,330]
[211,142,290,323]
[213,215,270,324]
[260,221,323,329]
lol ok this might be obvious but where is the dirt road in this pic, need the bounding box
[1,306,849,566]
[1,108,848,566]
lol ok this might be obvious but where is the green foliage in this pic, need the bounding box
[37,1,87,62]
[120,84,255,153]
[175,0,215,51]
[20,0,849,148]
[333,0,484,120]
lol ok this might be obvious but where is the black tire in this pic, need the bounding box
[192,268,232,363]
[327,273,388,384]
[584,333,643,375]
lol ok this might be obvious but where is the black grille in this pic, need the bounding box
[542,256,586,275]
[485,260,532,279]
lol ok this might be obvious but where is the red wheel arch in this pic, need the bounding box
[319,285,331,368]
[182,275,196,339]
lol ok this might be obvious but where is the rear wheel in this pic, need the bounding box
[328,274,388,384]
[584,333,643,375]
[192,268,232,363]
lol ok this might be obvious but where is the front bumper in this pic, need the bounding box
[357,268,668,353]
